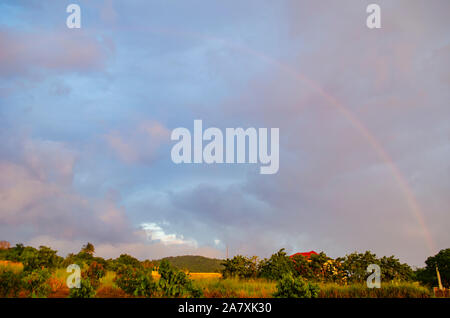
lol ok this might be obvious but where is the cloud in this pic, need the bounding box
[141,222,198,247]
[0,0,449,267]
[0,28,112,79]
[0,136,132,243]
[105,121,170,164]
[120,0,450,265]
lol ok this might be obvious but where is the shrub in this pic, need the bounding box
[259,249,295,280]
[273,273,319,298]
[157,259,202,297]
[22,268,52,297]
[291,254,314,279]
[221,255,259,279]
[338,251,413,283]
[321,259,348,284]
[0,267,23,297]
[84,261,105,289]
[3,244,61,272]
[69,277,96,298]
[114,265,156,297]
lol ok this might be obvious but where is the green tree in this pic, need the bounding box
[221,255,259,279]
[416,248,450,288]
[259,249,295,280]
[379,256,413,282]
[112,254,142,271]
[338,251,379,283]
[84,261,106,289]
[0,267,23,297]
[338,251,413,283]
[22,268,52,298]
[291,254,314,279]
[81,242,95,256]
[114,265,156,297]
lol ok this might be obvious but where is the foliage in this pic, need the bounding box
[22,268,52,297]
[415,249,450,288]
[61,243,109,270]
[291,254,314,279]
[221,255,259,279]
[338,251,413,283]
[259,249,295,280]
[1,244,61,272]
[379,256,413,281]
[273,273,319,298]
[291,252,347,283]
[114,265,156,297]
[110,254,143,271]
[84,261,106,289]
[81,243,95,256]
[157,259,202,297]
[69,277,96,298]
[0,267,23,297]
[321,259,348,283]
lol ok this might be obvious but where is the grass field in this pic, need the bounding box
[0,263,441,298]
[48,270,434,298]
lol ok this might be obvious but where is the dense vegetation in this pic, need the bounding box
[0,240,448,298]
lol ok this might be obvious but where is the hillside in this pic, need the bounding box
[154,255,224,273]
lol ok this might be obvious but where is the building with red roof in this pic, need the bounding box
[290,251,318,259]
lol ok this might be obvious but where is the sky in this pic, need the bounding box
[0,0,449,267]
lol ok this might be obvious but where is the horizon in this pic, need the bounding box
[0,240,432,269]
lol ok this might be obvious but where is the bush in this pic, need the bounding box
[84,261,105,289]
[259,249,295,280]
[114,265,156,297]
[338,251,413,283]
[221,255,259,279]
[157,260,202,297]
[22,268,52,297]
[0,267,23,297]
[291,252,347,283]
[3,244,61,272]
[69,277,96,298]
[274,273,319,298]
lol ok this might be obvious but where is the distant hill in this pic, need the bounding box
[154,255,224,273]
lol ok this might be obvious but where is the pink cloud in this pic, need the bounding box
[105,120,170,164]
[0,28,112,78]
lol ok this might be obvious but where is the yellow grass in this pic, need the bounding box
[150,271,221,279]
[193,277,276,298]
[189,272,222,280]
[100,271,116,287]
[0,260,23,272]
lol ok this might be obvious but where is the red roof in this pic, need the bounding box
[290,251,318,259]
